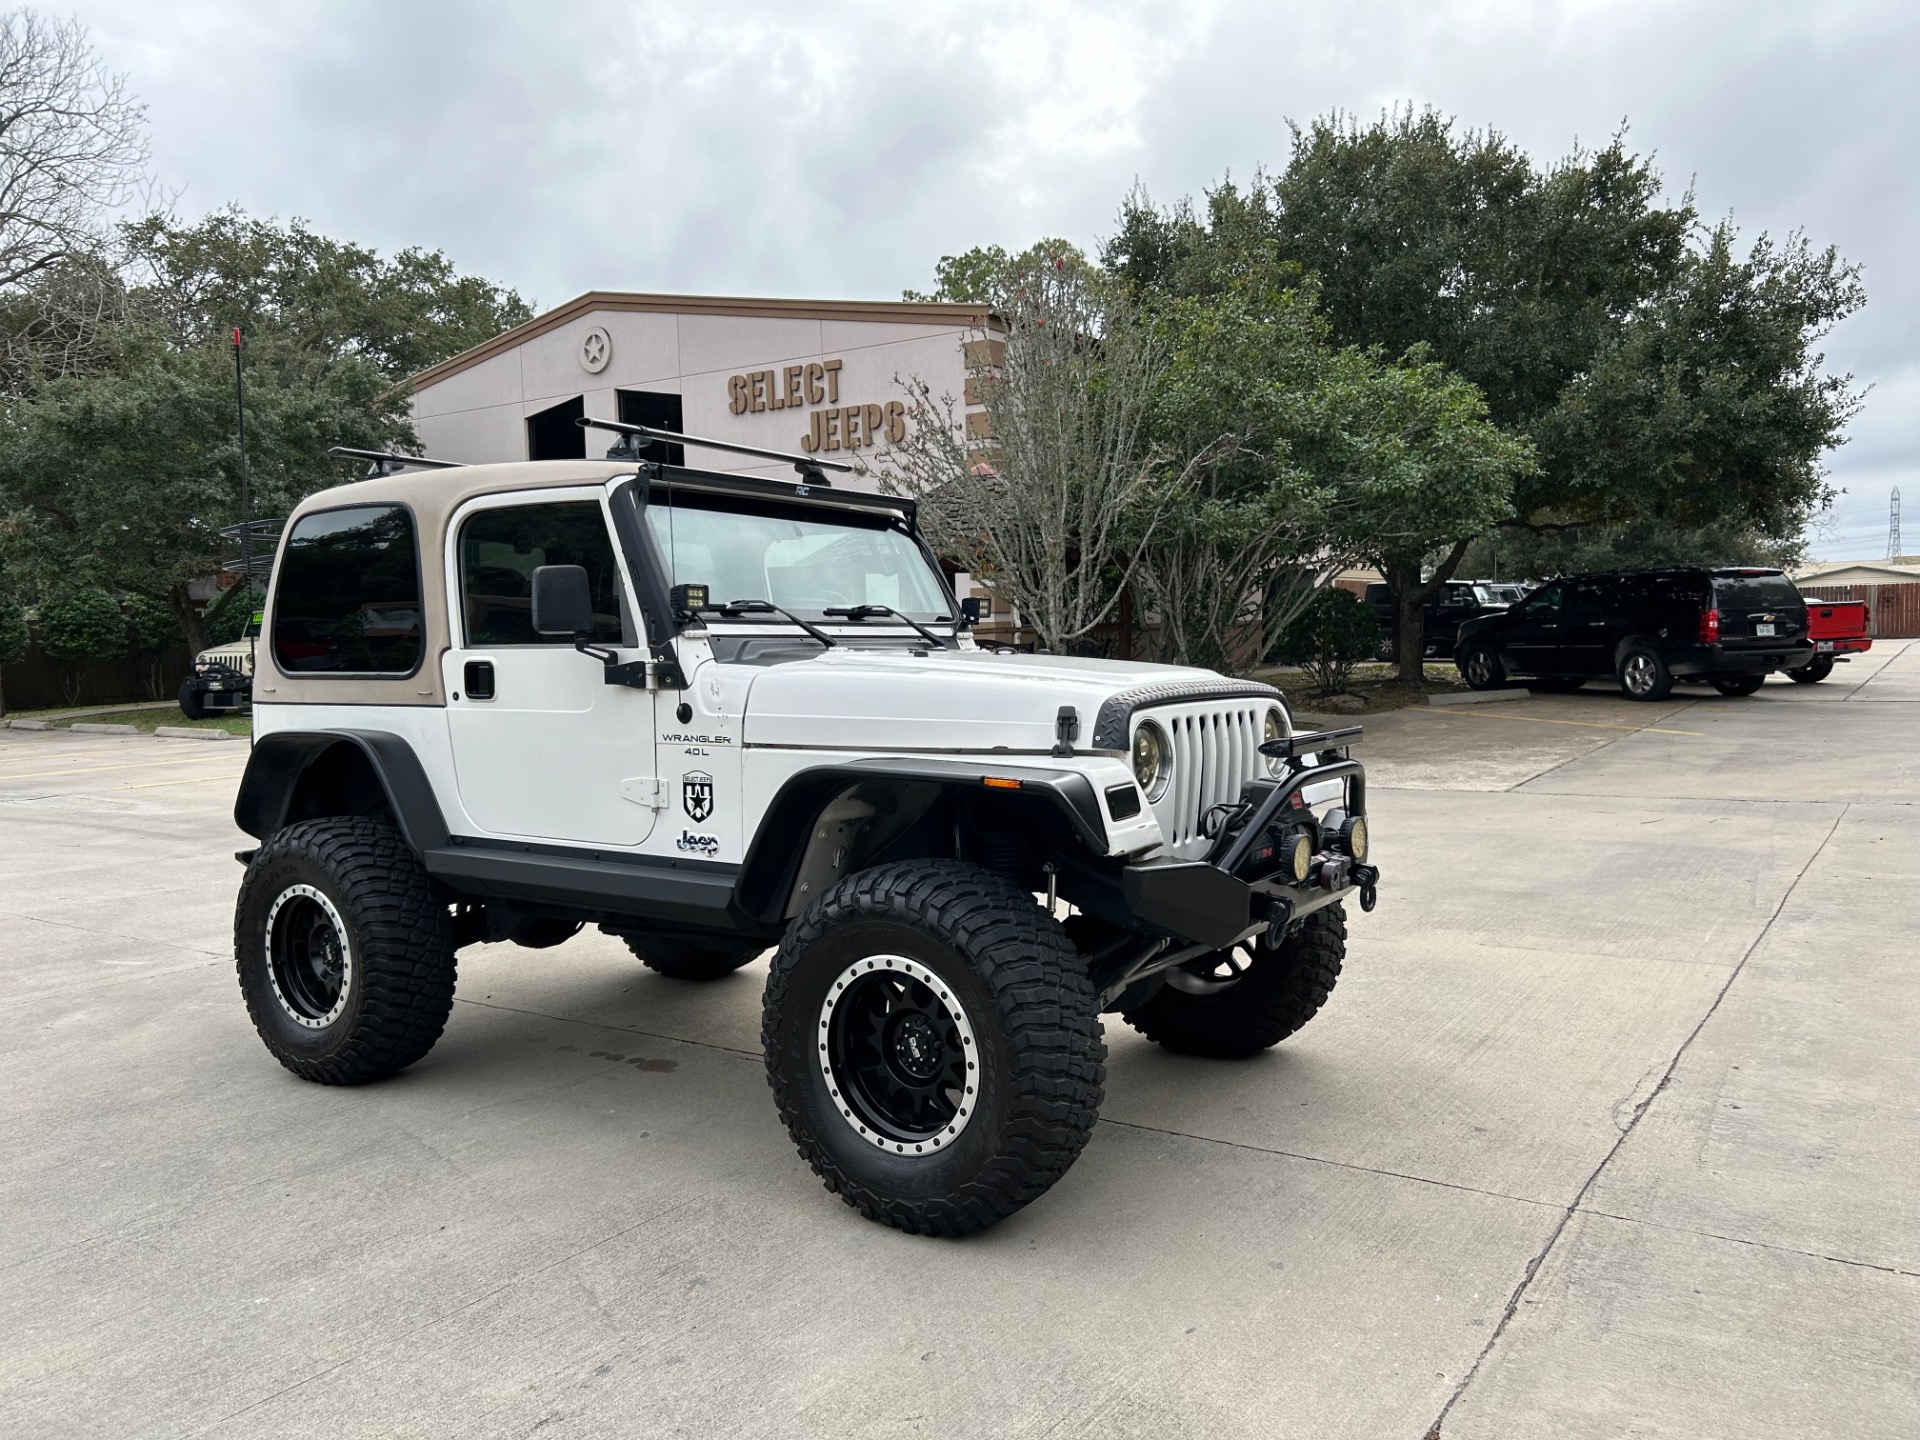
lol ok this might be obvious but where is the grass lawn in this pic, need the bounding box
[4,701,251,736]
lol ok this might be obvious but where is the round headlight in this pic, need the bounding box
[1132,721,1170,801]
[1287,830,1314,883]
[1263,707,1287,776]
[1343,814,1369,863]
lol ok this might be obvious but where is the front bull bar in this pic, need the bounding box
[1094,727,1380,1006]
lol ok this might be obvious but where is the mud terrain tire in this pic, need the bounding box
[625,934,762,980]
[763,860,1105,1235]
[235,817,457,1085]
[1122,904,1346,1059]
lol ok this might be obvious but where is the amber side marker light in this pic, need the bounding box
[982,776,1023,790]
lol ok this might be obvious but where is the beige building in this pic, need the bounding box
[404,291,999,489]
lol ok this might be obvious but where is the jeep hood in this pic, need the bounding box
[737,648,1278,753]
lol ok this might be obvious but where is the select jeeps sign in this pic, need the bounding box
[725,357,906,454]
[682,771,714,823]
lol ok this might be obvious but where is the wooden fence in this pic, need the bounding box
[1,642,195,713]
[1799,583,1920,639]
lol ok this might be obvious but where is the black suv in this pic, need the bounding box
[1453,567,1814,700]
[1363,581,1509,660]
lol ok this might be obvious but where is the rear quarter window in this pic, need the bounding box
[271,504,423,675]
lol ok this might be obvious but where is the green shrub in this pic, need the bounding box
[202,586,257,646]
[0,596,27,716]
[40,585,127,704]
[1272,587,1380,696]
[0,596,26,668]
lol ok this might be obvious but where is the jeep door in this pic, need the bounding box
[441,490,662,847]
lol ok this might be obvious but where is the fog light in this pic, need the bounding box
[1341,814,1369,862]
[1287,831,1313,883]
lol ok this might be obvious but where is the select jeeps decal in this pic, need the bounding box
[675,829,720,856]
[682,771,714,823]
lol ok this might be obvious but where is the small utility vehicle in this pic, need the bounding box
[229,425,1379,1234]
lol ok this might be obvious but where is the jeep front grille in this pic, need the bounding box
[1159,702,1272,850]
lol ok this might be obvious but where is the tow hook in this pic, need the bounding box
[1352,863,1380,913]
[1259,895,1294,949]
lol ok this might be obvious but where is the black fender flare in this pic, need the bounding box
[735,757,1109,924]
[234,730,449,855]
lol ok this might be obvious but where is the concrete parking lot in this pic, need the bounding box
[3,645,1916,1439]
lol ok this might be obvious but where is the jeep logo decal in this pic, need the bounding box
[683,771,713,823]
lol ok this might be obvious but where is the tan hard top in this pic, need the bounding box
[260,459,638,708]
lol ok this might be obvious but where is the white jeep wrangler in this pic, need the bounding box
[231,427,1379,1235]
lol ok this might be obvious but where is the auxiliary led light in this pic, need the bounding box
[1287,831,1314,883]
[1342,815,1369,863]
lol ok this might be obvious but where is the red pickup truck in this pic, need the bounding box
[1790,599,1870,683]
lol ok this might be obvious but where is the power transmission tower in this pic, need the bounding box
[1892,487,1903,559]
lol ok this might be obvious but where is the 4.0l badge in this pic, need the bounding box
[683,771,714,822]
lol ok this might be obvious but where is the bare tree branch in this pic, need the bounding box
[878,256,1197,653]
[0,9,147,291]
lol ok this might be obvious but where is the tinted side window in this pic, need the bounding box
[1520,583,1565,618]
[460,501,625,646]
[272,505,422,674]
[1569,577,1617,616]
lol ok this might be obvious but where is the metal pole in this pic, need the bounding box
[233,328,252,594]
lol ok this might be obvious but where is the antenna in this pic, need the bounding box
[1891,487,1903,560]
[575,417,854,485]
[328,446,465,479]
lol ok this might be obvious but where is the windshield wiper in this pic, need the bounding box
[823,604,956,650]
[705,599,837,648]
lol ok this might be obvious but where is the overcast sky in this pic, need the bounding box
[71,0,1918,560]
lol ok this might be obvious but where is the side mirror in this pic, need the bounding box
[531,564,594,638]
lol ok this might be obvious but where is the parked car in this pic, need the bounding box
[1362,581,1508,661]
[1464,580,1529,606]
[225,429,1381,1236]
[1791,599,1870,683]
[1453,567,1815,700]
[178,611,260,719]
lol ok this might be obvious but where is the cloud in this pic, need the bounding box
[71,0,1919,557]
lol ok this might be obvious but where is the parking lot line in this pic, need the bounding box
[1414,709,1702,736]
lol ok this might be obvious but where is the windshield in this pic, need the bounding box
[645,491,951,619]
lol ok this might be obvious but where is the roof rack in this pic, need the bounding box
[576,417,854,486]
[328,446,465,479]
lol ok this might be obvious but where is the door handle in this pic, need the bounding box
[464,659,496,700]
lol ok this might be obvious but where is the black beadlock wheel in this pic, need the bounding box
[177,677,205,720]
[1120,904,1346,1059]
[234,817,458,1085]
[623,934,763,980]
[762,860,1106,1236]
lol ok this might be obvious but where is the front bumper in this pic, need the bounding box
[1119,727,1375,953]
[188,662,252,709]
